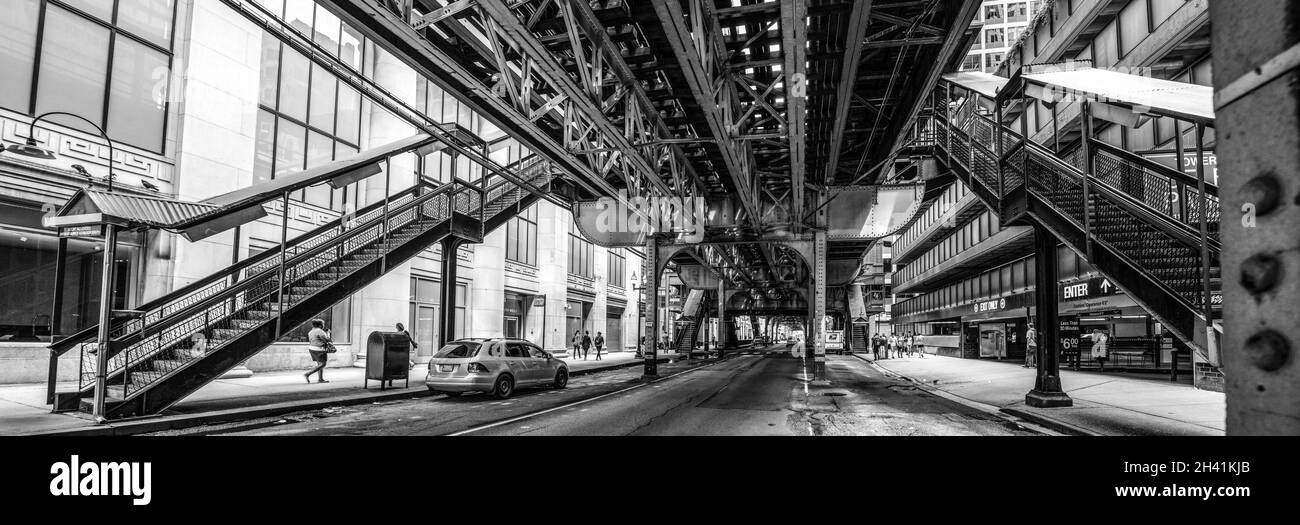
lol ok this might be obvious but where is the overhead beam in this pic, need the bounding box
[781,0,808,231]
[320,0,618,198]
[475,0,674,197]
[645,0,761,229]
[825,0,874,185]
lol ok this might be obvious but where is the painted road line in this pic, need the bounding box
[448,358,733,436]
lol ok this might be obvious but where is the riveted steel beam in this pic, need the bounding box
[781,0,808,232]
[824,1,875,188]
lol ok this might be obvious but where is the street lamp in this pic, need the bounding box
[5,111,118,190]
[5,111,120,422]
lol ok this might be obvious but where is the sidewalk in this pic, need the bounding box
[0,350,681,436]
[855,354,1225,436]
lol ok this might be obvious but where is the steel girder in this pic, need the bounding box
[322,0,670,202]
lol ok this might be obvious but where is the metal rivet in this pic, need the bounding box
[1240,254,1281,294]
[1239,173,1281,216]
[1244,330,1290,372]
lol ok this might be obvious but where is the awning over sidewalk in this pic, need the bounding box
[45,189,222,230]
[42,133,444,241]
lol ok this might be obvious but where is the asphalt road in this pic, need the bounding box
[155,347,1039,436]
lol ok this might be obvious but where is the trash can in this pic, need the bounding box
[365,331,411,390]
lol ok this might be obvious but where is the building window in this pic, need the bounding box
[255,17,365,210]
[0,0,177,153]
[568,233,594,279]
[607,249,626,286]
[984,4,1004,23]
[506,203,538,266]
[986,28,1006,49]
[986,52,1005,70]
[961,54,982,71]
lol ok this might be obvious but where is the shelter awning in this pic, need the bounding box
[1003,63,1215,124]
[942,71,1009,100]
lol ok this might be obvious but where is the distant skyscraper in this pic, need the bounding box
[960,1,1043,73]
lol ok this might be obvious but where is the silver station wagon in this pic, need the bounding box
[425,338,569,399]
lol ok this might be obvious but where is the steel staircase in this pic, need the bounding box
[851,324,869,355]
[672,289,706,353]
[920,80,1221,354]
[50,155,555,419]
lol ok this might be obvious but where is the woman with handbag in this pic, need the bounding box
[305,319,334,383]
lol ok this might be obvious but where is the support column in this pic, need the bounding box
[437,237,464,349]
[812,231,827,379]
[643,237,659,379]
[1213,0,1299,432]
[716,279,726,359]
[92,224,119,423]
[1026,224,1072,407]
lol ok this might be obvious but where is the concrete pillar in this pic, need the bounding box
[538,203,570,355]
[1026,224,1072,407]
[468,226,505,339]
[352,45,417,367]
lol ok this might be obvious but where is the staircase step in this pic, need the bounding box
[212,327,245,340]
[150,359,188,373]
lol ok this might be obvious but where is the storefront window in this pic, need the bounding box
[0,203,140,342]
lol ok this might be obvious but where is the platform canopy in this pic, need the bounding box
[942,71,1009,100]
[1005,62,1215,124]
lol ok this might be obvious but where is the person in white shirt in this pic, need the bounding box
[1024,323,1038,368]
[1082,328,1109,371]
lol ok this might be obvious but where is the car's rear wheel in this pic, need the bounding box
[492,374,514,399]
[553,368,569,389]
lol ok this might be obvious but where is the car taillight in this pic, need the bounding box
[467,362,489,373]
[428,361,436,372]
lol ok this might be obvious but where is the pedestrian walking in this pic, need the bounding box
[886,334,896,359]
[395,322,418,370]
[572,330,583,358]
[304,319,333,383]
[593,331,605,360]
[1083,328,1110,371]
[1024,323,1037,368]
[913,332,925,358]
[581,331,593,360]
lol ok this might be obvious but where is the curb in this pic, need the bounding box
[20,355,685,437]
[20,388,438,437]
[849,353,1070,436]
[998,408,1101,436]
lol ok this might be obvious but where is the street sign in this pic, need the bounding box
[1060,277,1122,301]
[60,225,104,238]
[825,330,844,350]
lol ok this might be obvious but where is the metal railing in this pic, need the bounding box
[926,81,1222,316]
[77,180,483,395]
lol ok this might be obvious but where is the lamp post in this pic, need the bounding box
[6,111,120,422]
